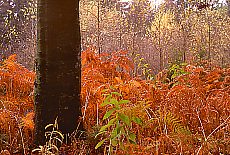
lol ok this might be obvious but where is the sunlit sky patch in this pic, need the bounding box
[119,0,165,8]
[150,0,165,8]
[119,0,227,8]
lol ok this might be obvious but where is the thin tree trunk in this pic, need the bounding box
[98,0,101,54]
[34,0,82,146]
[159,19,163,70]
[227,0,230,16]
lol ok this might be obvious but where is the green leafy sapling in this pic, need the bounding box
[95,90,142,153]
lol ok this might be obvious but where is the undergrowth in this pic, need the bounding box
[0,49,229,154]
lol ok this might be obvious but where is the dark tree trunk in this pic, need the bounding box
[34,0,82,146]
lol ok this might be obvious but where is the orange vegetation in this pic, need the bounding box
[0,50,229,154]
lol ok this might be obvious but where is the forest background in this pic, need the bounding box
[1,0,229,71]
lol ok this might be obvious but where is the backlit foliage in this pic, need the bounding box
[0,52,229,154]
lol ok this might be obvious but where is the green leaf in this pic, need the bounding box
[101,100,110,107]
[129,133,136,144]
[108,118,117,125]
[132,117,142,125]
[110,98,119,105]
[119,113,130,126]
[99,124,113,132]
[95,131,107,138]
[171,74,178,79]
[111,138,118,146]
[118,100,129,105]
[172,82,179,87]
[184,71,190,75]
[111,128,118,139]
[101,89,109,93]
[101,95,112,107]
[111,92,122,96]
[103,109,116,120]
[115,123,122,134]
[120,141,124,150]
[180,62,187,66]
[95,139,107,149]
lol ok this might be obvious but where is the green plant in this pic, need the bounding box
[32,117,64,155]
[133,54,154,80]
[95,90,142,153]
[168,63,190,81]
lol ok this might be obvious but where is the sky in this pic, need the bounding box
[150,0,165,8]
[119,0,165,8]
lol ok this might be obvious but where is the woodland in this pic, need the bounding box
[0,0,230,154]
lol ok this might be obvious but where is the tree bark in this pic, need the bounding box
[34,0,82,146]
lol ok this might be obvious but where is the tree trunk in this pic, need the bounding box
[34,0,82,146]
[227,0,230,16]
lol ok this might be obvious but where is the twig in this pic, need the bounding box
[197,110,207,141]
